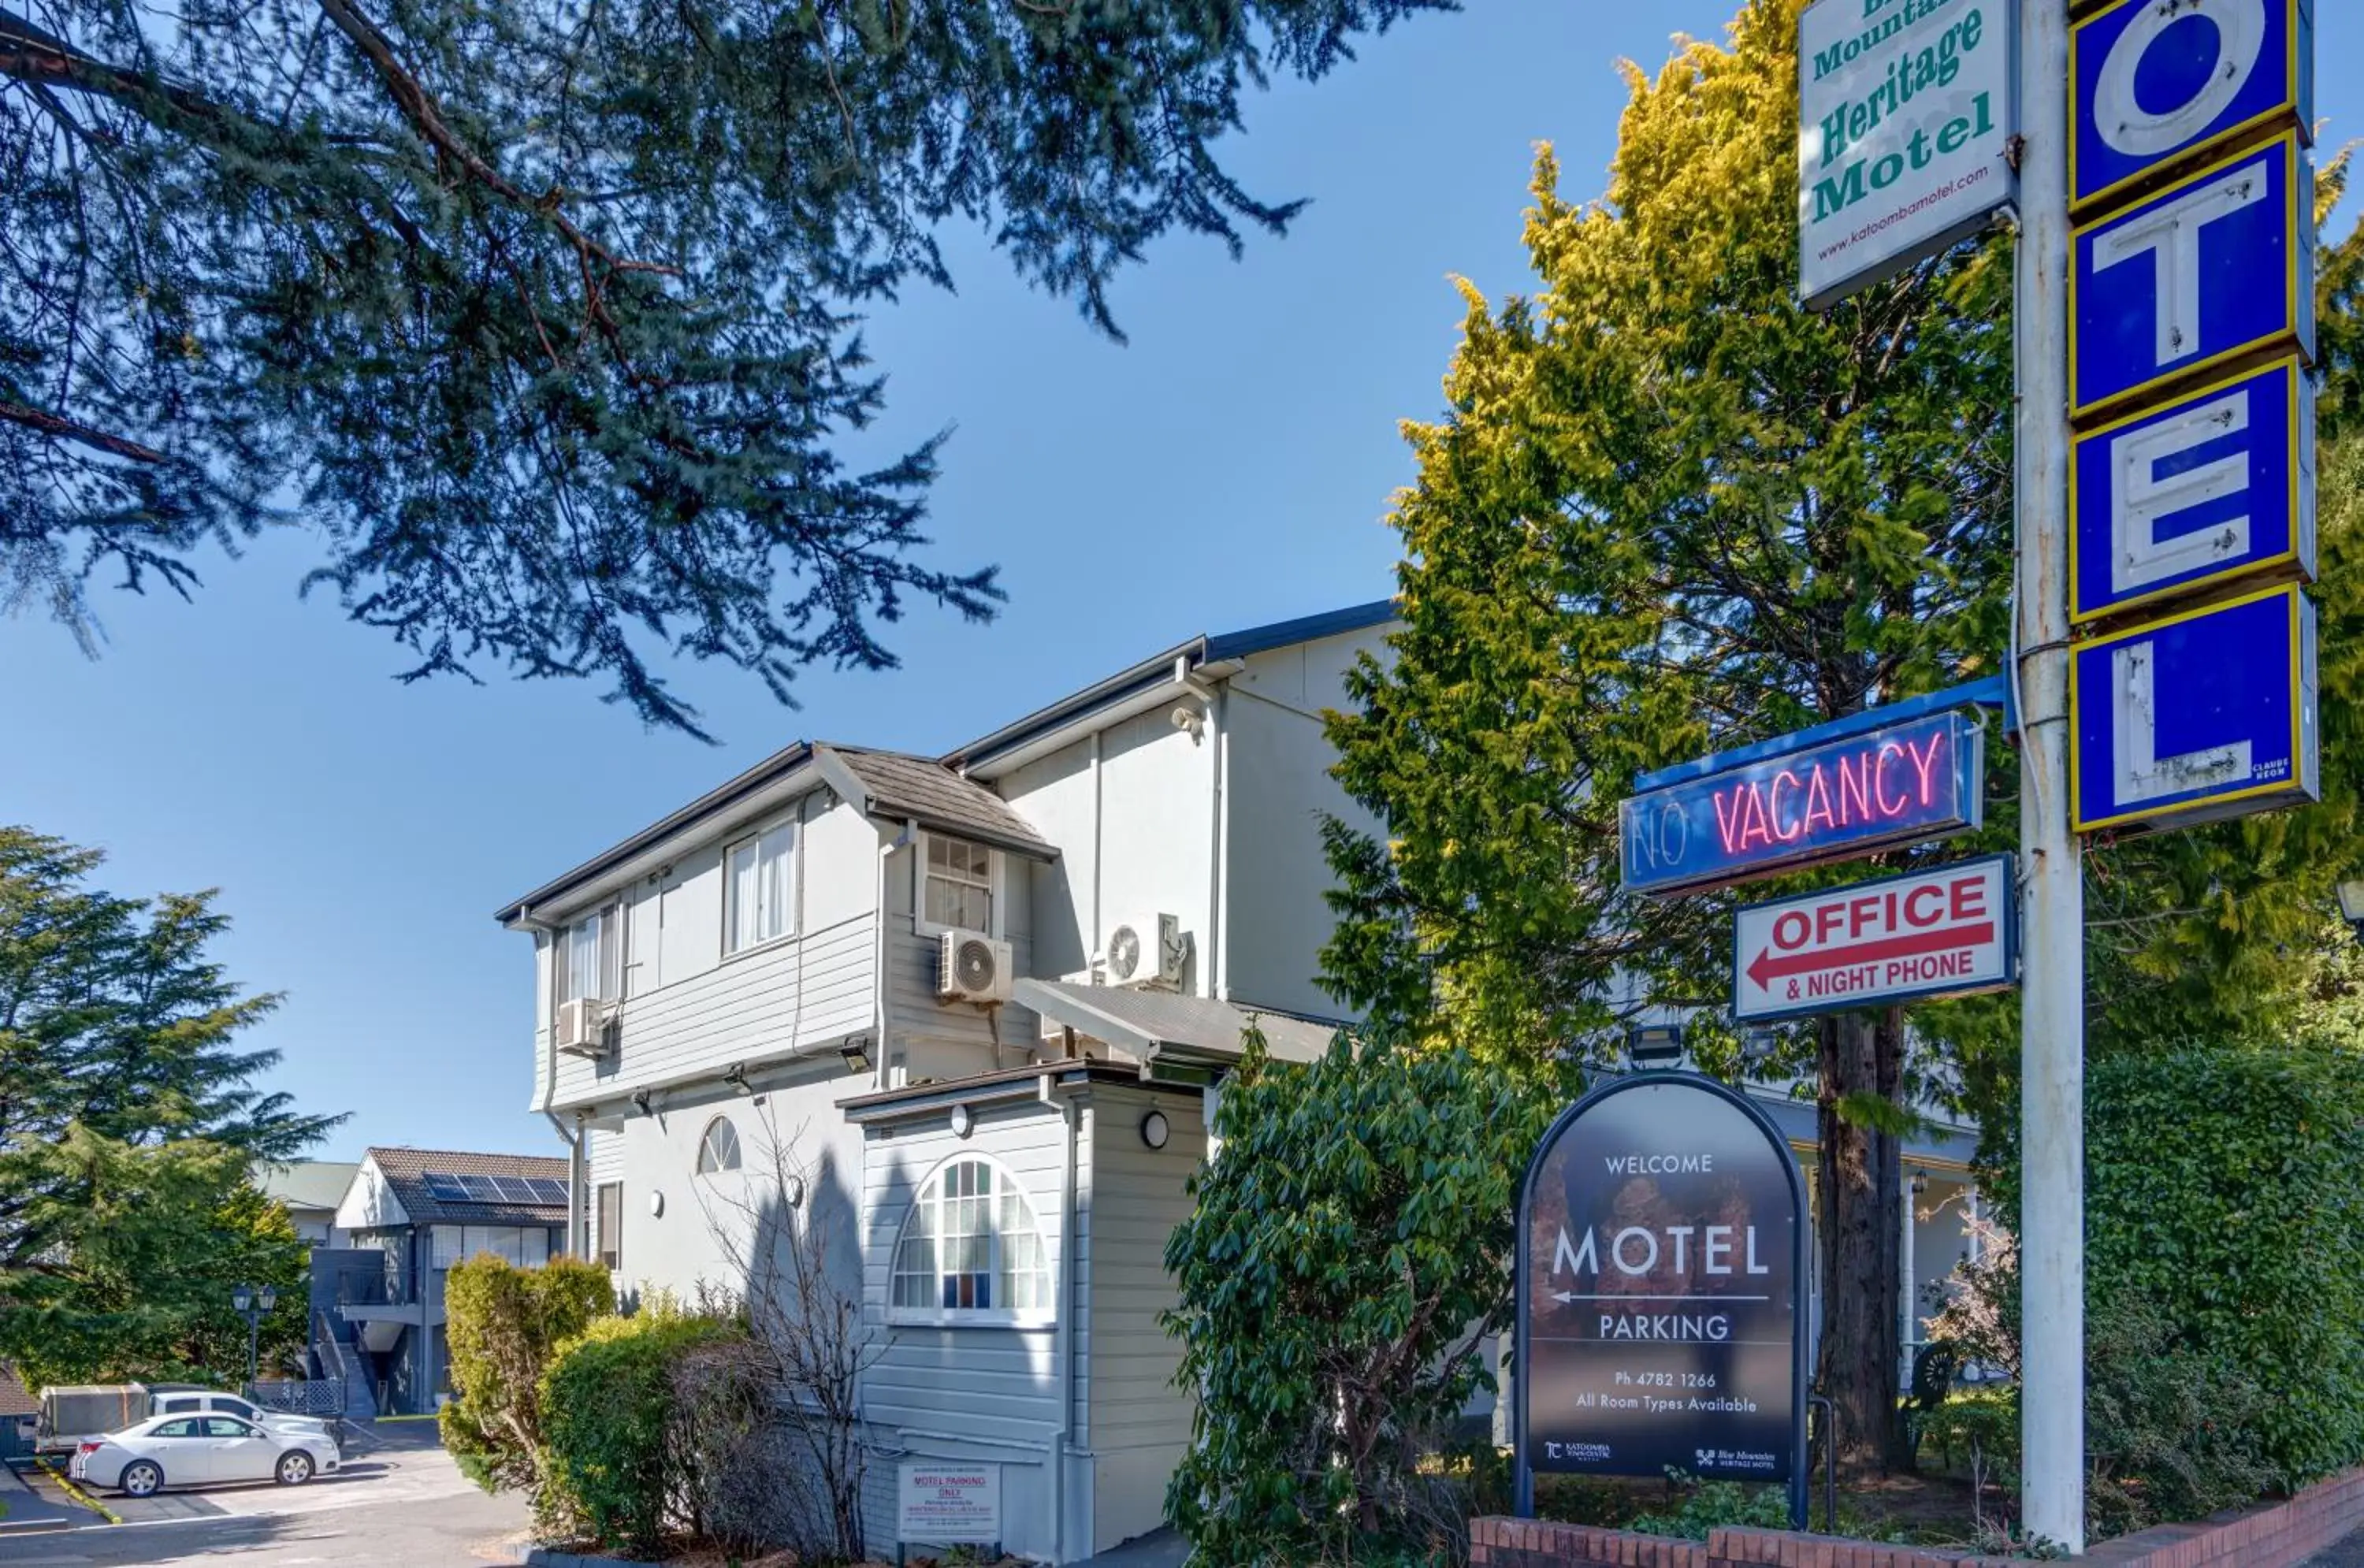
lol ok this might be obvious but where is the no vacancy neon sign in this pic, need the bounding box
[1619,712,1985,897]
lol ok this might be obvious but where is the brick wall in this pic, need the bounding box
[1470,1466,2364,1568]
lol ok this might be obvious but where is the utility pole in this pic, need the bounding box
[2013,0,2083,1551]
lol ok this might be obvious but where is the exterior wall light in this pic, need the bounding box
[2339,882,2364,942]
[950,1104,973,1139]
[1627,1023,1685,1067]
[1140,1110,1171,1150]
[841,1038,872,1076]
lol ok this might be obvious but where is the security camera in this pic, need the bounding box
[1171,704,1206,739]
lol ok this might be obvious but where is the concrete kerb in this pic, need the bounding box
[524,1548,658,1568]
[0,1459,94,1534]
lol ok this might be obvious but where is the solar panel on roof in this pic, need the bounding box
[533,1178,571,1204]
[423,1172,470,1202]
[458,1174,502,1201]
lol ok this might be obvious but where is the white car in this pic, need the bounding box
[147,1389,338,1444]
[69,1413,340,1497]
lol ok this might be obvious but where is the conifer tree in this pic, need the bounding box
[2,0,1446,731]
[1320,8,2364,1475]
[0,824,341,1355]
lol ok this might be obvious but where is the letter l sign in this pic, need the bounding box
[2111,640,2248,804]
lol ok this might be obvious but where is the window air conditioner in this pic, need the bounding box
[938,930,1013,1005]
[556,998,611,1057]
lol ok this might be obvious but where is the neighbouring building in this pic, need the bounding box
[323,1147,571,1415]
[254,1160,361,1249]
[498,599,1984,1562]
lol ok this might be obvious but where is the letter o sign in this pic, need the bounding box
[1772,910,1811,951]
[2093,0,2265,158]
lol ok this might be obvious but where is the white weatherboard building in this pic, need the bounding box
[499,600,1986,1562]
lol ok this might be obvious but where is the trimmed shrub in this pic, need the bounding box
[1162,1027,1570,1563]
[540,1303,743,1557]
[440,1254,613,1505]
[1949,1042,2364,1537]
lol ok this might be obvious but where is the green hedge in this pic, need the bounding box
[1990,1045,2364,1484]
[440,1255,612,1499]
[540,1307,742,1556]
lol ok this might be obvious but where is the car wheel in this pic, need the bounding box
[119,1461,163,1498]
[276,1451,314,1485]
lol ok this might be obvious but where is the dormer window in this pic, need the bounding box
[922,834,994,934]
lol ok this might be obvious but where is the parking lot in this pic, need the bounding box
[0,1421,532,1566]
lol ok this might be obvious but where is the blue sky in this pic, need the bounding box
[6,3,2360,1162]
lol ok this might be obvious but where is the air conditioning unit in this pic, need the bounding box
[938,930,1013,1005]
[1102,912,1186,990]
[556,998,611,1057]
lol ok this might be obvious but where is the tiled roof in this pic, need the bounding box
[831,747,1055,860]
[0,1363,35,1418]
[365,1146,570,1226]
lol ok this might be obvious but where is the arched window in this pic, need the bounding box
[890,1156,1052,1324]
[696,1116,742,1175]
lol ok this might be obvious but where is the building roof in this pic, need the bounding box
[0,1363,35,1418]
[1013,979,1343,1068]
[493,741,1054,924]
[829,747,1054,860]
[252,1160,362,1215]
[942,599,1397,773]
[362,1146,571,1227]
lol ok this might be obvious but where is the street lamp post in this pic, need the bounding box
[230,1284,279,1390]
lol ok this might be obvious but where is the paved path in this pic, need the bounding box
[0,1422,529,1567]
[2311,1529,2364,1567]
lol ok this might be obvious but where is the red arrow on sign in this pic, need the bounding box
[1746,922,1998,991]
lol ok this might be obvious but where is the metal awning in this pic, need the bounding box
[1012,980,1341,1069]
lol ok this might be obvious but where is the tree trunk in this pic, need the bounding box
[1814,1007,1905,1474]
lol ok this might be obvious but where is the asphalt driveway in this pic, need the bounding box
[0,1420,530,1566]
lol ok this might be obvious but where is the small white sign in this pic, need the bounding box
[898,1461,1002,1545]
[1733,856,2014,1022]
[1797,0,2016,309]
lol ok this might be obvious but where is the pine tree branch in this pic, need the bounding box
[0,399,166,464]
[307,0,677,284]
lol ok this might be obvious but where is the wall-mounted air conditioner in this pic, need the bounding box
[938,930,1014,1005]
[1102,912,1186,990]
[556,998,611,1057]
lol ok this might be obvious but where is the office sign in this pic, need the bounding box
[2070,0,2313,216]
[2070,133,2314,421]
[1515,1075,1806,1524]
[1797,0,2016,309]
[2070,582,2318,833]
[898,1462,1001,1544]
[1732,856,2015,1022]
[2070,356,2316,622]
[1621,711,1985,897]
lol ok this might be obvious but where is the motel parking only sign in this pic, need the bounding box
[1732,855,2016,1023]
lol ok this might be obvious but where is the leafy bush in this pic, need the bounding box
[1983,1044,2364,1487]
[1626,1472,1792,1540]
[1162,1028,1568,1563]
[539,1302,744,1557]
[439,1255,612,1505]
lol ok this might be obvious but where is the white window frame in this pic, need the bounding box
[886,1151,1054,1329]
[555,901,624,1015]
[913,831,1002,940]
[596,1182,623,1272]
[723,816,799,958]
[695,1115,743,1176]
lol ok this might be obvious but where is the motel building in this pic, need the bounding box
[500,600,1987,1562]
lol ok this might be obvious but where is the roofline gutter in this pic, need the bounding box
[492,743,819,924]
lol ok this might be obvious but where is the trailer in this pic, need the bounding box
[33,1384,151,1455]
